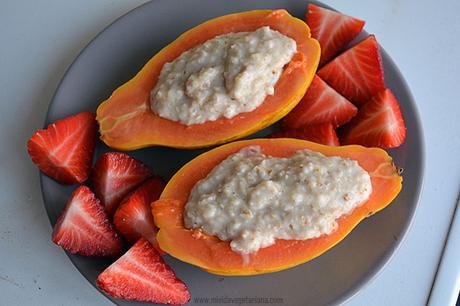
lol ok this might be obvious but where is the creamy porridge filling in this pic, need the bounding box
[184,146,372,255]
[150,26,297,125]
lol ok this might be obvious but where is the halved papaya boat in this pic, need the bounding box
[152,138,402,275]
[96,10,320,150]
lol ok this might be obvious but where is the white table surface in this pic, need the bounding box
[1,0,459,305]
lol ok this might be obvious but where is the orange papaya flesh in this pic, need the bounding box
[97,10,320,150]
[152,138,402,275]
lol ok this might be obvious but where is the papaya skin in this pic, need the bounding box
[96,10,320,150]
[152,138,402,275]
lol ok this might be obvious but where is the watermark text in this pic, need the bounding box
[193,296,284,305]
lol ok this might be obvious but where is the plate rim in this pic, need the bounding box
[39,1,426,305]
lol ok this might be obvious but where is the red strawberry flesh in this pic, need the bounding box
[96,238,190,304]
[52,186,122,257]
[92,152,152,215]
[271,123,340,146]
[283,75,357,129]
[114,177,165,253]
[27,112,97,184]
[318,35,385,105]
[341,89,406,148]
[307,4,365,66]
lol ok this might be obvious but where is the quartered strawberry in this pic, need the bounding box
[52,186,122,257]
[114,177,165,253]
[97,238,190,305]
[341,89,406,148]
[318,35,385,105]
[283,75,357,129]
[306,4,365,65]
[27,112,96,184]
[92,152,152,215]
[271,123,340,146]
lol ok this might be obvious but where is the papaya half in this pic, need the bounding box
[152,138,402,275]
[96,10,320,150]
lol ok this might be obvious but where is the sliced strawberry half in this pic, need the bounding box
[283,75,357,129]
[271,123,340,146]
[318,35,385,105]
[341,89,406,148]
[27,112,96,184]
[306,3,365,65]
[97,238,190,304]
[114,177,165,253]
[92,152,152,215]
[52,186,122,257]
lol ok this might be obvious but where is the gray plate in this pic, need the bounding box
[41,0,425,305]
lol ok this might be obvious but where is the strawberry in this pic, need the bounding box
[306,4,365,65]
[27,112,96,184]
[318,35,385,105]
[113,177,165,253]
[52,186,122,256]
[283,75,357,129]
[92,152,152,215]
[97,238,190,304]
[271,123,340,146]
[341,89,406,148]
